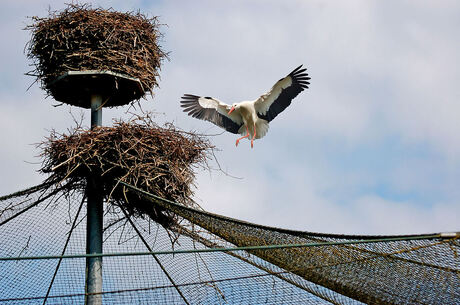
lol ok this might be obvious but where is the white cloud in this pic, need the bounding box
[196,165,459,235]
[351,195,459,235]
[0,0,459,236]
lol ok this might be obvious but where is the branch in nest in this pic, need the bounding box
[38,114,215,230]
[25,3,169,103]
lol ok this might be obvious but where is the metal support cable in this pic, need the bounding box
[117,181,460,273]
[0,270,289,303]
[1,234,454,262]
[0,181,53,201]
[43,195,86,304]
[118,206,191,305]
[119,181,456,240]
[0,186,64,226]
[174,225,345,305]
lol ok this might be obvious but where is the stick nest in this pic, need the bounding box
[25,3,167,103]
[38,115,213,228]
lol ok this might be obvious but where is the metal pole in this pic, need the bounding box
[90,94,102,129]
[86,94,103,305]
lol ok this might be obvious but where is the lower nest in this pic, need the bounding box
[39,118,213,228]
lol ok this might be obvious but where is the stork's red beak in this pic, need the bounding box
[228,106,235,115]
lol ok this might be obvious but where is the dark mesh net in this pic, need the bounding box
[1,183,458,304]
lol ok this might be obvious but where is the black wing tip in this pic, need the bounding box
[290,64,308,74]
[299,85,310,89]
[290,65,310,82]
[180,100,196,106]
[291,64,303,73]
[290,64,310,87]
[182,94,200,99]
[181,94,200,109]
[295,68,308,75]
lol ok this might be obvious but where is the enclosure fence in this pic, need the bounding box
[1,182,458,304]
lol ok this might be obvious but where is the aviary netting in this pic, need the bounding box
[1,180,458,304]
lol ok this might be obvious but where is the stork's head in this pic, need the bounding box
[228,103,239,115]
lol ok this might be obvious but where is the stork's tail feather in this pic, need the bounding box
[255,119,269,139]
[238,119,269,140]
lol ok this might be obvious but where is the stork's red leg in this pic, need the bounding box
[235,126,250,147]
[251,123,256,148]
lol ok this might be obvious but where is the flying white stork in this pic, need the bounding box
[180,65,310,148]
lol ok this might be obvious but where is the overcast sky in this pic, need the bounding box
[1,0,459,235]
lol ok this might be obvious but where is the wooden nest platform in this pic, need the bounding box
[25,3,167,107]
[38,116,212,228]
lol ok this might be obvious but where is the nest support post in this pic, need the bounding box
[45,71,144,304]
[86,94,103,305]
[90,94,102,128]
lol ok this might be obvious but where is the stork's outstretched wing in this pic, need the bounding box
[255,65,310,122]
[180,94,243,134]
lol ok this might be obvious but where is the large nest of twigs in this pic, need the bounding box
[38,115,212,228]
[25,3,167,106]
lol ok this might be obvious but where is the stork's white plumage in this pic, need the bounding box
[180,65,310,148]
